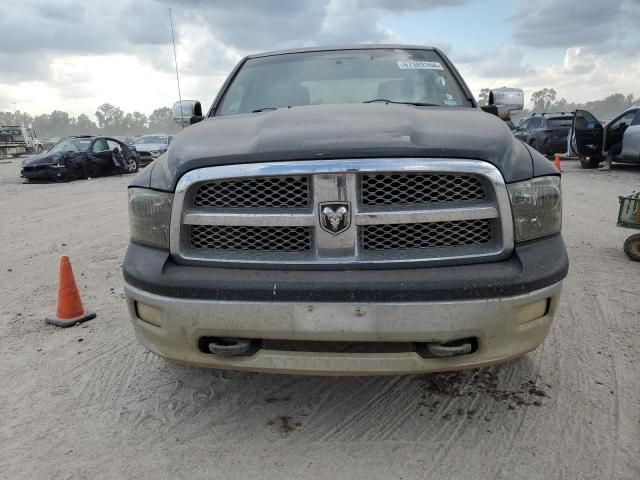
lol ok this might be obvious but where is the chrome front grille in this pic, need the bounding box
[362,219,492,251]
[194,176,309,208]
[361,173,485,206]
[191,225,312,251]
[171,159,513,268]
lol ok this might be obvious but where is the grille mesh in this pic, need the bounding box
[191,225,311,251]
[361,173,485,206]
[362,219,492,250]
[193,176,309,208]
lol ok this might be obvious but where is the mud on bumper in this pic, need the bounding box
[125,281,562,375]
[122,235,568,375]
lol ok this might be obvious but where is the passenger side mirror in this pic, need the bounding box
[481,105,500,117]
[488,88,524,120]
[172,100,203,126]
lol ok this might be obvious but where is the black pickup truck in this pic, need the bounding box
[123,45,568,375]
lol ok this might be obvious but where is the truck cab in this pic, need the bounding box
[0,126,43,159]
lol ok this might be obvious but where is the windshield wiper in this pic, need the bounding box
[362,99,440,107]
[251,107,279,113]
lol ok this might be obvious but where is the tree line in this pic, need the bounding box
[0,103,181,138]
[4,91,637,138]
[478,88,638,121]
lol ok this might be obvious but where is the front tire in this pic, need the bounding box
[124,156,139,174]
[623,234,640,261]
[579,156,600,169]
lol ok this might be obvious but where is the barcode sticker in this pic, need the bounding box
[397,61,444,70]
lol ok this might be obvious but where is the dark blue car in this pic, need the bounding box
[21,136,139,182]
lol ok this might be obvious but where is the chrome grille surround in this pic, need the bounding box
[170,159,514,268]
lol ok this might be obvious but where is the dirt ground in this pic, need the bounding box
[1,157,639,480]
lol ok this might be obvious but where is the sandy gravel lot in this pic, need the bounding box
[1,157,639,480]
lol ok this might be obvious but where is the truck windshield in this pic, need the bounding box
[216,49,472,116]
[0,128,22,135]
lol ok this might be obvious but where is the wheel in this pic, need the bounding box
[12,153,22,158]
[579,156,600,169]
[124,156,139,174]
[36,145,43,154]
[623,234,640,261]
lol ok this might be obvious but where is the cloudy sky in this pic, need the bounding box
[2,0,639,118]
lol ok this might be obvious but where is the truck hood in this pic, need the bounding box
[148,103,535,190]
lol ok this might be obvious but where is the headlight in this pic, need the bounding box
[128,188,173,248]
[507,176,562,242]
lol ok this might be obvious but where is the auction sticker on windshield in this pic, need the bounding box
[396,61,444,70]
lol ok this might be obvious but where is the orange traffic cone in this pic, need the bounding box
[46,256,96,327]
[554,154,562,172]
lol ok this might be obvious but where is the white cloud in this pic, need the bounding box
[1,0,638,117]
[562,47,599,74]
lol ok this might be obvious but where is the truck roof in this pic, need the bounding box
[246,44,438,59]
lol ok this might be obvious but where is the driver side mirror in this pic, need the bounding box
[488,88,524,120]
[173,100,203,126]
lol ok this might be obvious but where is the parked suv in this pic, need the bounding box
[514,113,574,156]
[123,45,568,375]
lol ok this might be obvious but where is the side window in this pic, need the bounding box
[610,110,638,129]
[91,138,109,153]
[106,140,121,151]
[632,110,640,127]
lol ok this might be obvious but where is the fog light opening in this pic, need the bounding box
[515,298,550,325]
[134,301,162,327]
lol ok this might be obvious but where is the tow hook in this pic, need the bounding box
[208,337,252,356]
[426,340,474,357]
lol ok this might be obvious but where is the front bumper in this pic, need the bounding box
[21,165,67,180]
[137,151,163,167]
[123,235,568,375]
[125,281,562,375]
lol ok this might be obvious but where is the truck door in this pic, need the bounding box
[89,138,113,174]
[619,109,640,163]
[570,110,603,158]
